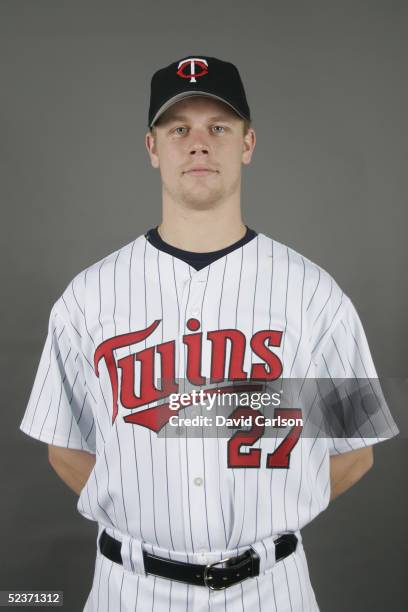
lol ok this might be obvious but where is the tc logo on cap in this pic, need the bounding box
[176,58,209,83]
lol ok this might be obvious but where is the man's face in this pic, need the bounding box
[145,96,256,209]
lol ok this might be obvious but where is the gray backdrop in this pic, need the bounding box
[1,1,407,610]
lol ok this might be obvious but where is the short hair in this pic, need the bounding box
[242,118,252,135]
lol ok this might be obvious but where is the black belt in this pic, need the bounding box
[98,530,298,590]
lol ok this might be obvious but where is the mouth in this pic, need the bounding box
[183,167,218,176]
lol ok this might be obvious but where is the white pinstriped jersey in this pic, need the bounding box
[19,232,399,611]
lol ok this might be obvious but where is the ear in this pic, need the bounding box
[242,128,256,165]
[145,130,160,169]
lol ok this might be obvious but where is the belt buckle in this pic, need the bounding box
[203,555,238,590]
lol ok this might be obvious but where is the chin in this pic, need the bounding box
[175,180,222,203]
[181,190,225,209]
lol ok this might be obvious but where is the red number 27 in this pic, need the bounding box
[227,407,303,469]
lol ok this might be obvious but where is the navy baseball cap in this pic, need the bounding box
[148,55,251,128]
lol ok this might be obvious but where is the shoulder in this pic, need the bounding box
[52,233,147,328]
[258,232,350,348]
[258,232,343,299]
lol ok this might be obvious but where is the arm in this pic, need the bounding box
[48,445,96,495]
[329,446,374,502]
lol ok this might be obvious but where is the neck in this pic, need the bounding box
[158,192,246,253]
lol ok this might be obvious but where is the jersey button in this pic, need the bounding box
[197,550,208,564]
[193,476,203,486]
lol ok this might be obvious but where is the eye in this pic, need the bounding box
[212,125,225,133]
[174,126,188,135]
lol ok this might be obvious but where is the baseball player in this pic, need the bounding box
[19,55,399,611]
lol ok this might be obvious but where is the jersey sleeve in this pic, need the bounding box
[19,299,96,453]
[312,295,399,455]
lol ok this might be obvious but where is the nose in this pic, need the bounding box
[187,127,210,156]
[189,142,209,156]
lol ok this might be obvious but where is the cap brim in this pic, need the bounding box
[150,91,248,127]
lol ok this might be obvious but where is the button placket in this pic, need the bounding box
[197,550,208,564]
[185,272,207,323]
[177,274,209,553]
